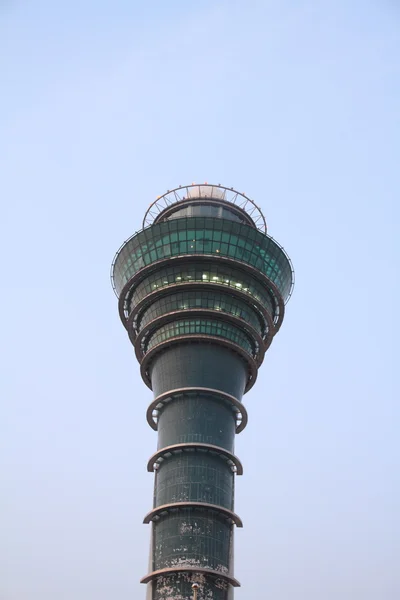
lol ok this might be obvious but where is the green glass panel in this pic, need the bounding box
[129,262,276,322]
[145,318,254,356]
[113,217,292,301]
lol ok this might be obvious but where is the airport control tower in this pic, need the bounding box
[111,184,294,600]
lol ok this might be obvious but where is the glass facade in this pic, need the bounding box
[137,291,264,336]
[156,392,237,452]
[153,511,232,572]
[128,262,276,323]
[145,319,255,357]
[158,392,236,452]
[112,216,293,301]
[153,573,228,600]
[150,345,248,400]
[162,203,250,225]
[155,453,234,509]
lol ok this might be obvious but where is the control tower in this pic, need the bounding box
[111,184,294,600]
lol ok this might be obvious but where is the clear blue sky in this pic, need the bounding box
[1,1,399,599]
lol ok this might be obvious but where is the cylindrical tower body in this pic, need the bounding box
[111,184,294,600]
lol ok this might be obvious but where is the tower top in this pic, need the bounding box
[142,183,267,233]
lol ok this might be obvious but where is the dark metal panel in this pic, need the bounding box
[154,454,235,509]
[141,338,258,392]
[148,344,249,398]
[151,512,233,573]
[156,395,235,453]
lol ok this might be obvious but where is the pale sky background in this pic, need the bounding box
[1,1,399,599]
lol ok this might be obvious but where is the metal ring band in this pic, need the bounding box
[147,443,243,475]
[140,566,241,587]
[143,501,243,527]
[146,387,248,434]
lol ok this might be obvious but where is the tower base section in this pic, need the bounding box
[142,568,239,600]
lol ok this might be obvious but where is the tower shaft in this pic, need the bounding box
[111,185,294,600]
[146,344,244,599]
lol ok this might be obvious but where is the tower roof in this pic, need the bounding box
[143,184,267,233]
